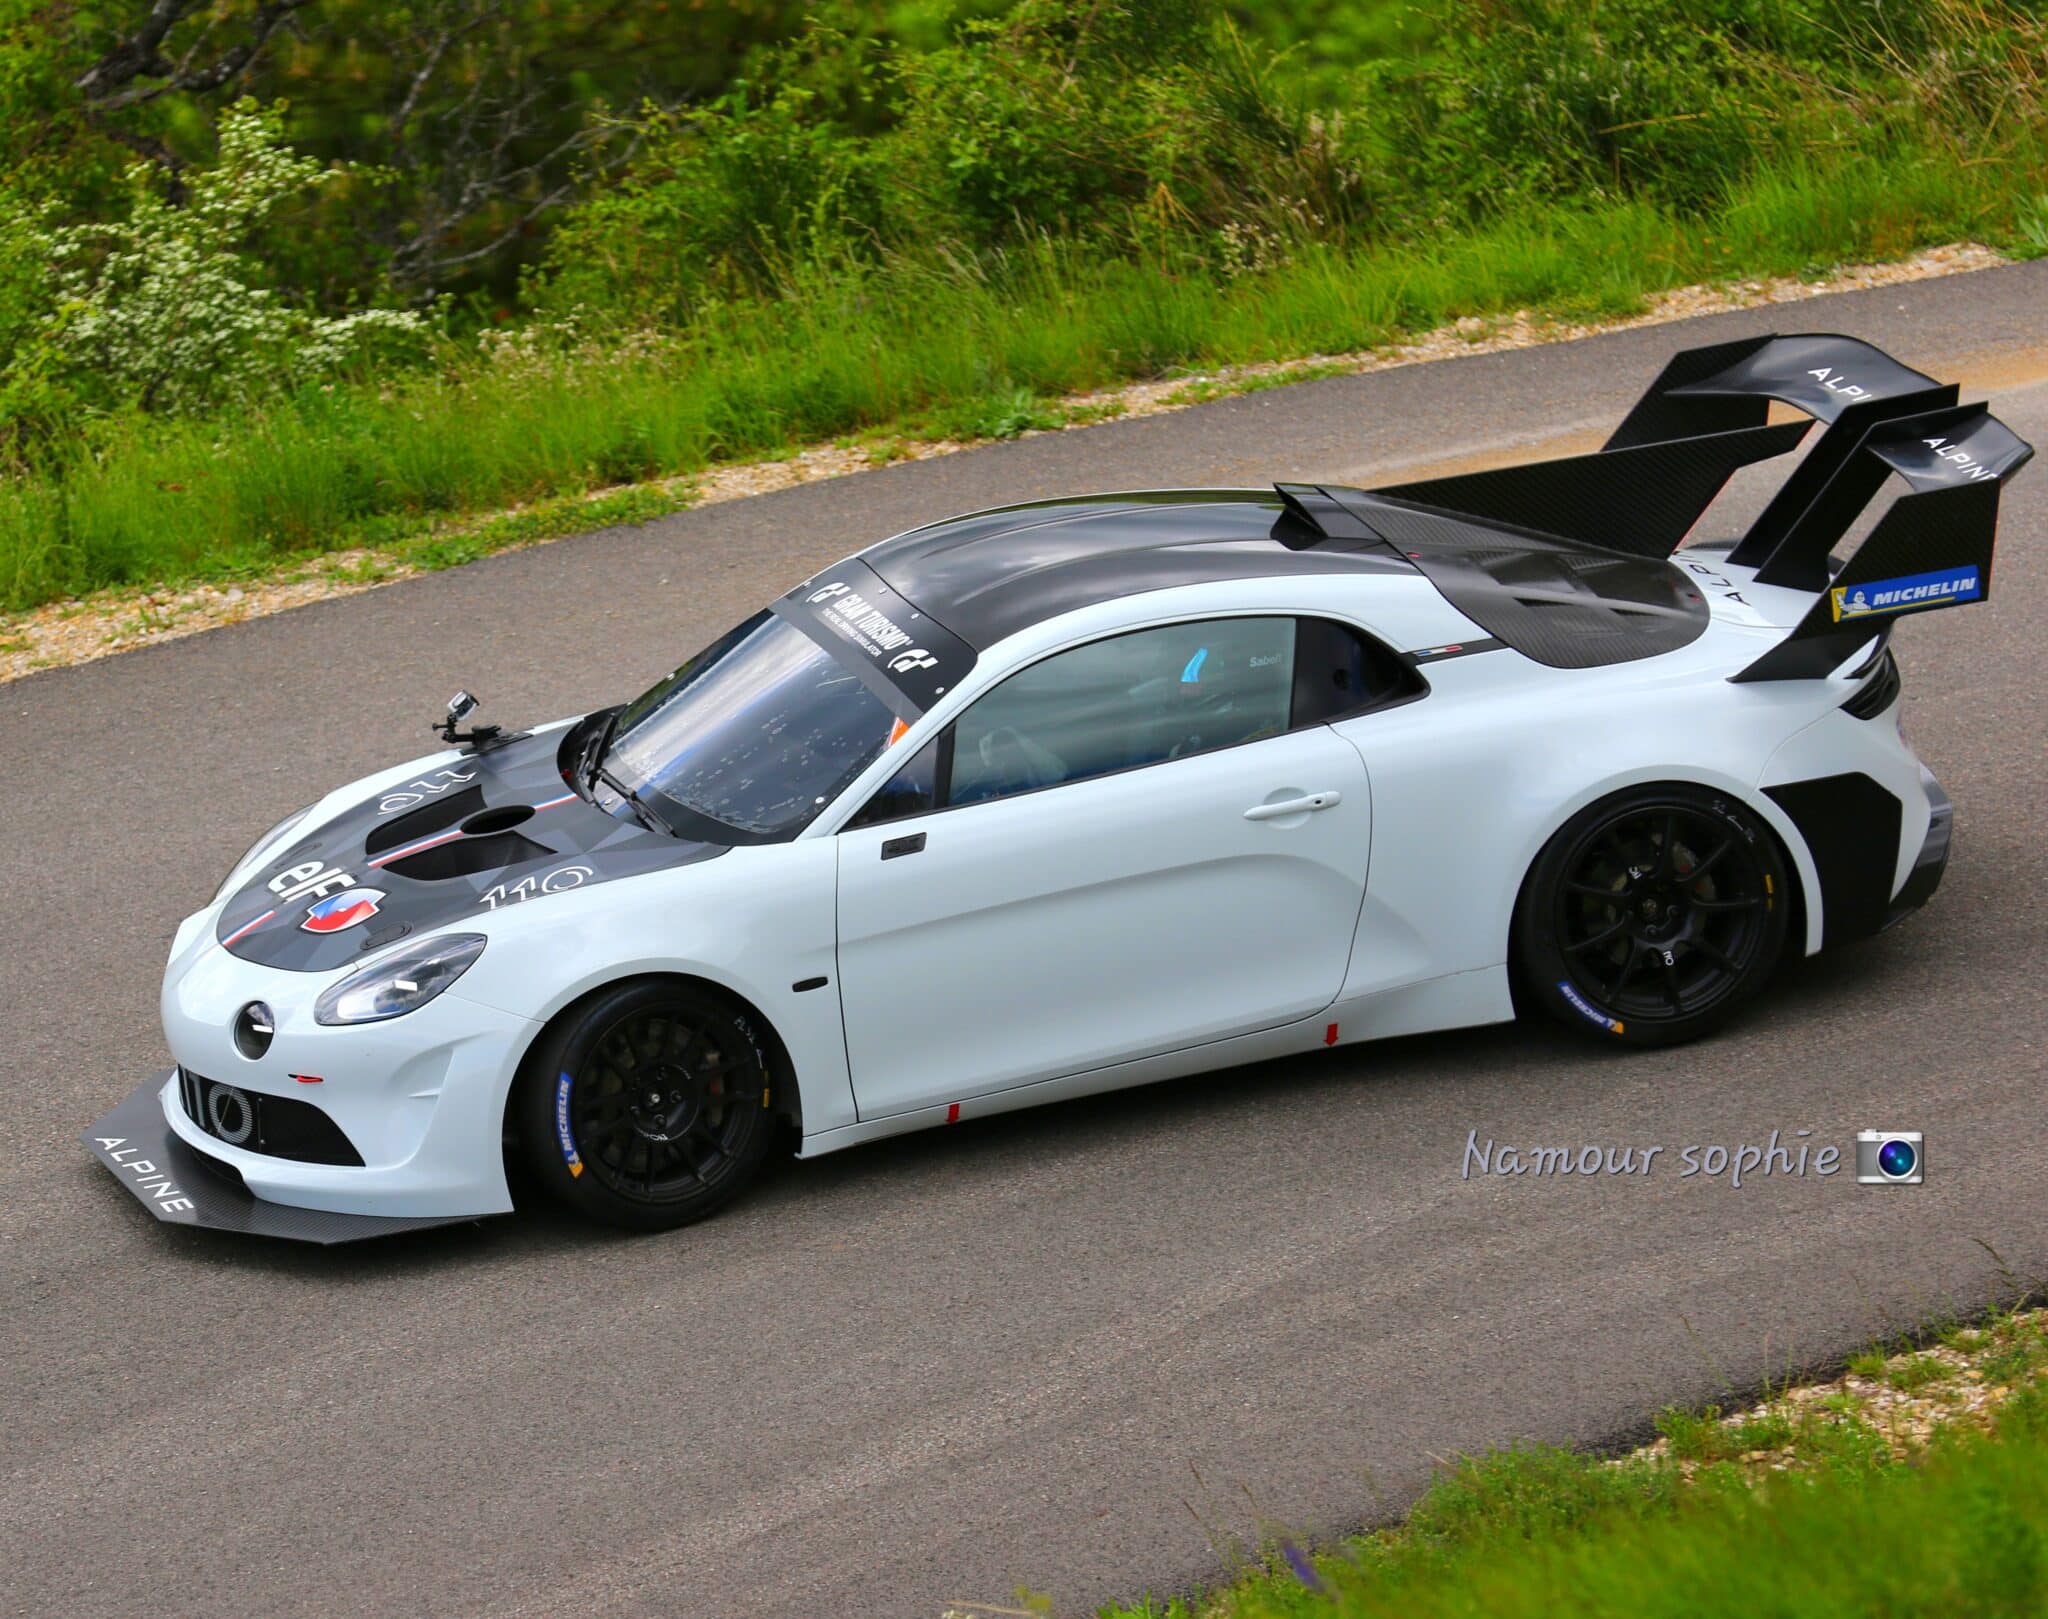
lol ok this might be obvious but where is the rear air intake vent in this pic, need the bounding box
[1842,650,1902,720]
[383,830,552,882]
[365,785,486,857]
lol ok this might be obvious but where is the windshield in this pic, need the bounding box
[601,611,900,842]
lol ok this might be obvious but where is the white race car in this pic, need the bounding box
[86,332,2030,1239]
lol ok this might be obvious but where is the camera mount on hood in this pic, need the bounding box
[433,690,519,754]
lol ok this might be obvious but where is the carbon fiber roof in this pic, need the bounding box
[863,491,1414,649]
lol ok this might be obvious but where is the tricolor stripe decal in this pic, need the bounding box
[220,909,276,948]
[368,828,466,869]
[1403,637,1507,666]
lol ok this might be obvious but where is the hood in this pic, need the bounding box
[214,727,726,972]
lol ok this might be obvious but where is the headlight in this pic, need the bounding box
[315,934,487,1026]
[215,805,313,902]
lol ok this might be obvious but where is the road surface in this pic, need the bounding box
[3,262,2045,1618]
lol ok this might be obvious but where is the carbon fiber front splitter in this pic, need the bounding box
[83,1074,486,1244]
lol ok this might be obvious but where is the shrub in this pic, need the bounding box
[28,102,425,422]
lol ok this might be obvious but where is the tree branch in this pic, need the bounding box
[77,0,316,112]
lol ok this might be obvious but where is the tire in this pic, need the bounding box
[516,978,780,1231]
[1514,784,1791,1048]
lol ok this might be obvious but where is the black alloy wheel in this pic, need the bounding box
[519,979,779,1230]
[1516,785,1790,1047]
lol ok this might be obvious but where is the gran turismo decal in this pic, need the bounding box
[1831,566,1982,622]
[554,1073,584,1178]
[377,766,477,815]
[480,863,594,910]
[812,582,929,666]
[302,887,387,933]
[1558,980,1625,1034]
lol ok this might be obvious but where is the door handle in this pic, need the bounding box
[881,832,926,859]
[1243,791,1342,822]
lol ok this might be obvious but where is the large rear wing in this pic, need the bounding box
[1281,332,2030,681]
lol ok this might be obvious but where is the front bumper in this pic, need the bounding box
[83,1075,485,1243]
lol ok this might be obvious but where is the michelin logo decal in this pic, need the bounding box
[1831,565,1982,622]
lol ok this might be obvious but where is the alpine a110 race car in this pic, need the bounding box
[86,331,2031,1240]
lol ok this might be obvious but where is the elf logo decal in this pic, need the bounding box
[269,860,361,905]
[1558,980,1625,1034]
[480,863,593,910]
[378,766,476,814]
[554,1073,584,1177]
[1831,566,1982,621]
[302,888,386,933]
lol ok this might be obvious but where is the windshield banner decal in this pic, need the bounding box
[775,559,974,713]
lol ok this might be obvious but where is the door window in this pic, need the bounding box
[848,615,1418,822]
[949,617,1295,806]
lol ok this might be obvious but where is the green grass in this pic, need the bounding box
[2,136,2039,618]
[1103,1309,2048,1619]
[1104,1383,2048,1619]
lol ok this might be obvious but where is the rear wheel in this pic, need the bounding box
[517,979,779,1230]
[1515,785,1790,1048]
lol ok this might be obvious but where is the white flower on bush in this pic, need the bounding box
[42,102,425,416]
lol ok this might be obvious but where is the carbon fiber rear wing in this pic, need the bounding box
[1279,331,2031,681]
[1730,399,2032,680]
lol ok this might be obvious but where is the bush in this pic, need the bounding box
[19,102,425,427]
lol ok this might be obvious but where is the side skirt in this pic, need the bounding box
[794,966,1513,1158]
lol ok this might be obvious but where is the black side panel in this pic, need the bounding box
[1764,774,1904,947]
[1375,421,1808,558]
[1335,495,1709,669]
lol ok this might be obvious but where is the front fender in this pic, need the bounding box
[452,838,857,1134]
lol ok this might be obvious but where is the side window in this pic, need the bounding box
[949,617,1296,807]
[1292,617,1423,724]
[844,735,942,829]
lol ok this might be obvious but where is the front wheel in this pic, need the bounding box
[1515,785,1790,1048]
[516,979,780,1231]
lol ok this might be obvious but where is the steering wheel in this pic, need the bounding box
[976,725,1065,792]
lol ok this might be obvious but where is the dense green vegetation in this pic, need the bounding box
[2,0,2045,616]
[1105,1311,2048,1619]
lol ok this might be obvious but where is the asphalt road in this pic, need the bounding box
[4,263,2046,1619]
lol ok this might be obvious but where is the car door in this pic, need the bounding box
[832,614,1375,1119]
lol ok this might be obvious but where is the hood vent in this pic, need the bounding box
[384,830,554,882]
[365,785,487,858]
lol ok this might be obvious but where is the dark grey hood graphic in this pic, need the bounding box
[215,729,725,972]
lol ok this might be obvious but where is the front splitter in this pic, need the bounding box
[83,1074,486,1244]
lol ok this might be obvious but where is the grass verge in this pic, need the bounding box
[4,138,2042,620]
[1091,1306,2048,1619]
